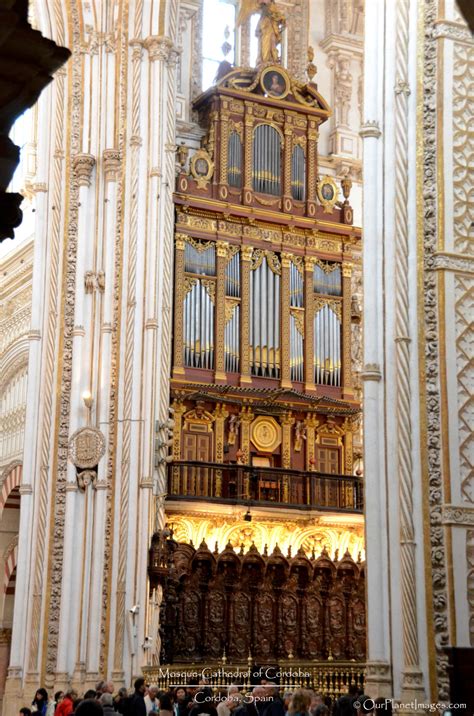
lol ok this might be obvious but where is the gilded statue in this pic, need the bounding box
[237,0,286,65]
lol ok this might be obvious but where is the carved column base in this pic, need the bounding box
[111,670,125,684]
[84,671,100,693]
[3,670,24,716]
[398,668,426,708]
[240,374,252,385]
[71,661,87,691]
[363,661,392,698]
[51,671,71,694]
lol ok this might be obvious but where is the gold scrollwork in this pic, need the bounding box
[185,236,215,252]
[225,298,240,323]
[184,277,198,295]
[314,296,342,320]
[201,279,216,303]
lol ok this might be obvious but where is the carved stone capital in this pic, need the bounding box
[359,121,382,139]
[103,149,121,182]
[361,363,382,381]
[144,35,181,65]
[72,153,96,187]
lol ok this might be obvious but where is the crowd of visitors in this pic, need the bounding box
[20,678,392,716]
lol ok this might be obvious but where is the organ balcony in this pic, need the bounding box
[167,461,363,514]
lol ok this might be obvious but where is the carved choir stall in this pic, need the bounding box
[150,4,365,668]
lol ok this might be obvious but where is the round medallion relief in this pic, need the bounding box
[68,426,106,469]
[250,416,282,452]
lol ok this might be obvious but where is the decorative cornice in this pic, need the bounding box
[433,252,474,274]
[442,505,474,526]
[433,20,473,44]
[359,121,382,139]
[18,484,32,495]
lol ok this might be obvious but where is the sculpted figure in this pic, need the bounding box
[237,0,286,65]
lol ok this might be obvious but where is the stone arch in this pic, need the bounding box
[0,464,22,524]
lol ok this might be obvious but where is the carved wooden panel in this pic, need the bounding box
[152,540,366,663]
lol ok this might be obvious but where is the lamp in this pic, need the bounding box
[82,390,93,409]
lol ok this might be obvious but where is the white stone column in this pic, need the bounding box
[360,0,392,698]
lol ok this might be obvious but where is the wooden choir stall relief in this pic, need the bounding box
[150,537,366,665]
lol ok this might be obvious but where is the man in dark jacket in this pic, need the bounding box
[127,678,147,716]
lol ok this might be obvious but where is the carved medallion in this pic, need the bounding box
[190,149,214,189]
[317,176,338,213]
[68,426,106,469]
[250,416,282,452]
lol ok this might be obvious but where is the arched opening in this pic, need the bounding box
[0,467,21,711]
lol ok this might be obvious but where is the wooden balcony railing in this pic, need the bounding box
[167,461,363,512]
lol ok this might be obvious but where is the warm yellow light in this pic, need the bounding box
[82,390,93,409]
[167,513,365,562]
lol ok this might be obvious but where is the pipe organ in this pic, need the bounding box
[160,57,364,665]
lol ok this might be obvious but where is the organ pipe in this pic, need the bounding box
[291,145,305,200]
[313,262,342,296]
[183,280,215,369]
[313,304,341,386]
[250,254,281,378]
[224,304,240,372]
[290,261,304,307]
[290,313,304,381]
[252,124,281,196]
[228,131,242,187]
[184,240,216,276]
[225,251,240,297]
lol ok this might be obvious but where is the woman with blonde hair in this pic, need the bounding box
[287,690,312,716]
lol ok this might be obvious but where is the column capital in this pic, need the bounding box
[72,153,96,187]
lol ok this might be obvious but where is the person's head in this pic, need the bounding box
[160,694,173,711]
[20,709,32,716]
[100,694,114,708]
[310,694,323,715]
[288,689,312,716]
[283,692,293,710]
[134,678,146,695]
[175,687,186,702]
[116,688,128,700]
[84,691,97,700]
[74,699,104,716]
[374,700,392,716]
[104,682,114,695]
[315,707,330,716]
[356,697,374,716]
[230,694,245,711]
[34,689,48,704]
[334,696,356,716]
[66,689,78,702]
[96,681,106,694]
[148,687,159,700]
[54,692,64,704]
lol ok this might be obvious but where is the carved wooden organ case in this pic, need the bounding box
[170,61,361,476]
